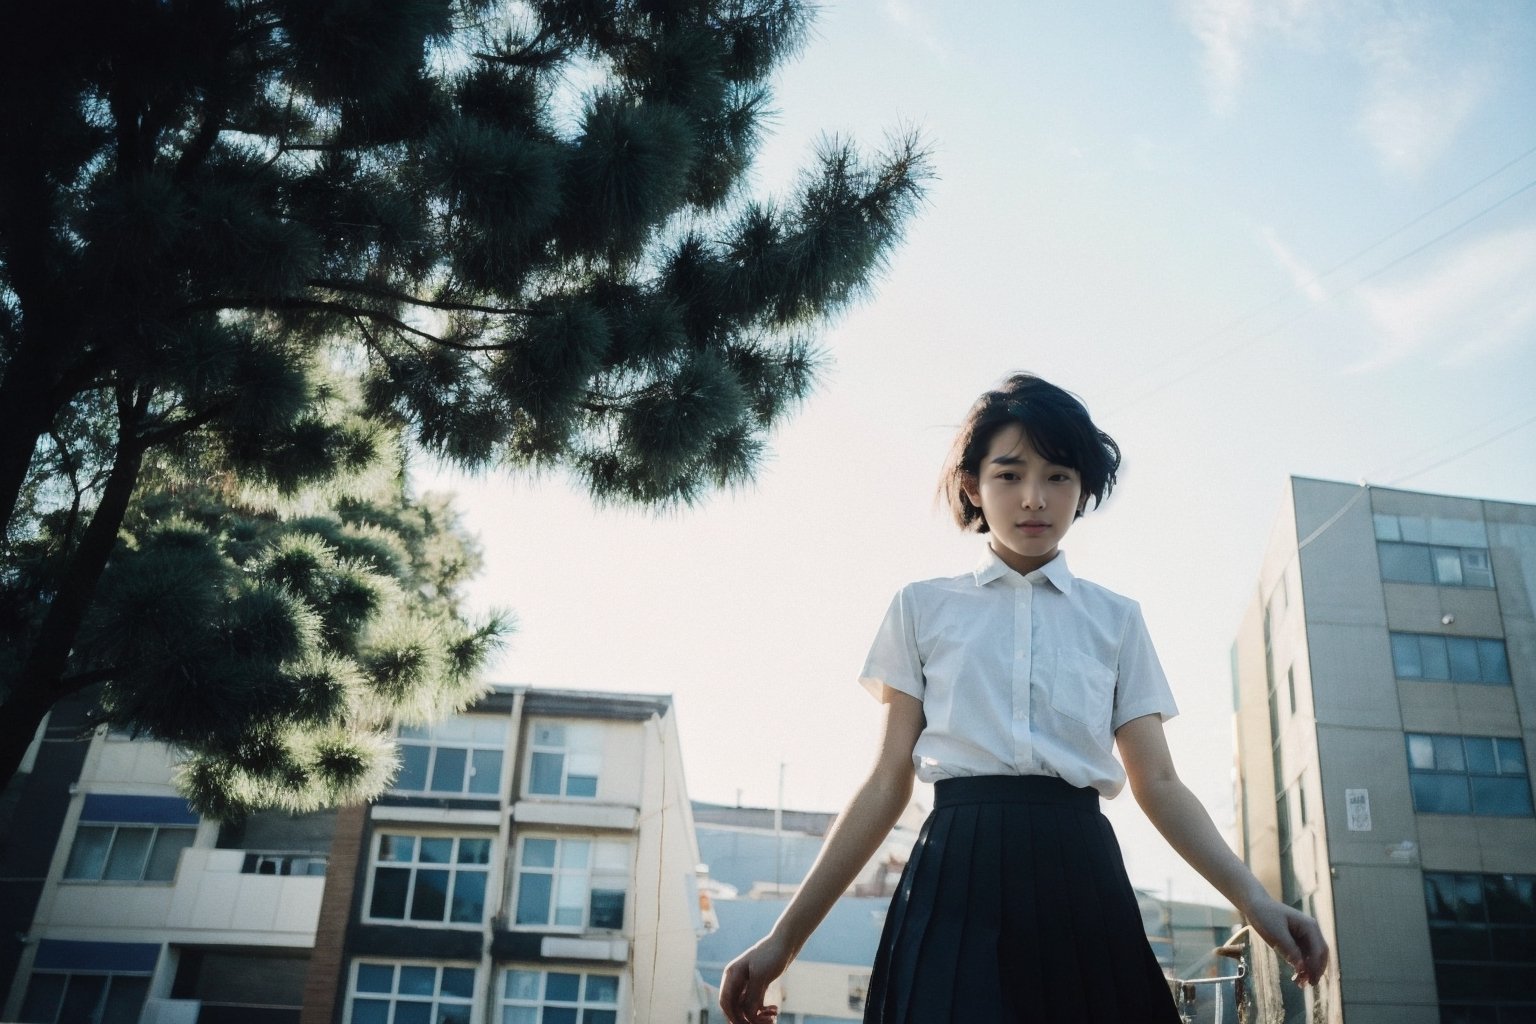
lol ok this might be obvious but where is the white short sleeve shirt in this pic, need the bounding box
[859,548,1178,798]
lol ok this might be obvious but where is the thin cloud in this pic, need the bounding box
[1351,225,1536,371]
[1179,0,1258,114]
[882,0,948,64]
[1259,227,1328,302]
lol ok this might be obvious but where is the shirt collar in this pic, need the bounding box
[972,545,1075,594]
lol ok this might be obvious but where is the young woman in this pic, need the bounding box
[719,373,1328,1023]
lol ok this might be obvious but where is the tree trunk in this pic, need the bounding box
[0,401,144,791]
[0,339,65,542]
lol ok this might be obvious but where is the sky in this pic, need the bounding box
[420,0,1536,905]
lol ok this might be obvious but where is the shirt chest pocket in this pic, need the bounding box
[1048,648,1116,731]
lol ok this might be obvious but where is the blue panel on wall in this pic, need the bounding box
[33,939,160,973]
[80,793,198,825]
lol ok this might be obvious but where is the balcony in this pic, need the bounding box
[45,849,324,946]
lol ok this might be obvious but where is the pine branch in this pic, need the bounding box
[308,278,541,318]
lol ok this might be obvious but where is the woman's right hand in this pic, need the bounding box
[718,934,793,1024]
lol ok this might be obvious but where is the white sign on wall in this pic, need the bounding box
[1345,788,1372,832]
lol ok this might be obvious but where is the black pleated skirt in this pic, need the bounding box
[865,775,1180,1024]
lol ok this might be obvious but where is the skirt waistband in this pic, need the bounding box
[933,774,1098,808]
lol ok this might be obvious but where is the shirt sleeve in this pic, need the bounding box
[858,585,926,701]
[1111,601,1180,731]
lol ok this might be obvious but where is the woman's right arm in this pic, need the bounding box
[718,686,924,1024]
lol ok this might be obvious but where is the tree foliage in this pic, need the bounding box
[0,0,928,813]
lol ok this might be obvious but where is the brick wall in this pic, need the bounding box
[300,802,367,1024]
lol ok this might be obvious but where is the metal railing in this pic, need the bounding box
[1169,927,1328,1024]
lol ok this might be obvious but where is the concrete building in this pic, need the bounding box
[1232,478,1536,1024]
[3,685,710,1024]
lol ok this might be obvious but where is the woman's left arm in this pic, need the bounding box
[1116,713,1331,987]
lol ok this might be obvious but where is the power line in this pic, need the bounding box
[1107,145,1536,415]
[1385,413,1536,486]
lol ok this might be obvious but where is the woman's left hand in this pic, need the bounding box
[1244,895,1330,987]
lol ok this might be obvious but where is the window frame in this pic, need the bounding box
[1377,540,1495,589]
[1423,871,1536,1011]
[510,833,631,933]
[391,715,507,797]
[362,831,494,928]
[1390,631,1511,685]
[19,971,151,1024]
[523,720,603,800]
[60,821,197,884]
[345,960,477,1024]
[498,967,621,1024]
[1406,733,1533,817]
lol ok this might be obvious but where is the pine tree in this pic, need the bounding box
[0,0,928,810]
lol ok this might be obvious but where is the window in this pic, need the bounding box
[63,823,196,882]
[1407,734,1533,816]
[500,968,619,1024]
[367,834,491,926]
[1424,872,1536,1017]
[1391,633,1511,685]
[513,836,629,930]
[526,722,602,799]
[20,973,150,1024]
[348,962,474,1024]
[394,716,506,796]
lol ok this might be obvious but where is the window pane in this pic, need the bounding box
[1430,923,1492,961]
[503,1009,539,1024]
[59,976,108,1023]
[530,752,563,795]
[396,745,429,791]
[470,749,502,794]
[1497,739,1527,775]
[1380,542,1433,583]
[393,1003,431,1024]
[1433,548,1464,586]
[356,965,395,993]
[378,834,414,862]
[370,867,410,919]
[418,838,452,864]
[1400,516,1430,543]
[1434,735,1467,772]
[1391,634,1423,677]
[430,747,468,793]
[441,968,476,998]
[64,825,114,880]
[1374,514,1401,540]
[522,838,557,868]
[1417,636,1450,680]
[19,974,65,1023]
[144,828,195,881]
[1465,738,1497,775]
[352,999,390,1024]
[102,827,154,880]
[590,889,625,929]
[583,1011,617,1024]
[410,869,449,921]
[546,973,581,1002]
[1426,874,1458,921]
[1484,875,1534,924]
[566,775,598,798]
[504,970,541,1001]
[1408,734,1435,770]
[544,1011,577,1024]
[398,966,436,996]
[458,838,491,865]
[437,717,474,742]
[1472,777,1534,817]
[516,872,552,925]
[439,1005,471,1024]
[1413,774,1471,814]
[1448,639,1481,682]
[101,976,150,1024]
[561,841,590,870]
[1461,550,1493,587]
[1478,641,1510,684]
[450,870,486,923]
[554,876,586,926]
[585,975,619,1004]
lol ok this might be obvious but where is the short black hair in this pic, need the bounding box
[940,373,1121,533]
